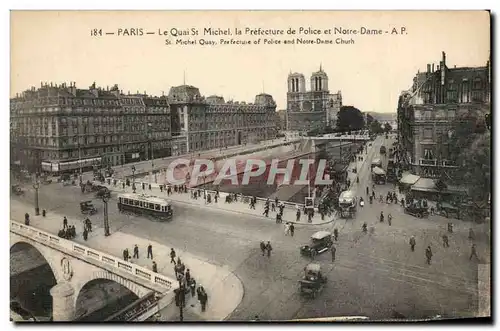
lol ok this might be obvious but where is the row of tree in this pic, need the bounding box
[306,106,392,136]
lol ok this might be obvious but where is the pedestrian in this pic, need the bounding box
[63,216,68,230]
[447,222,453,233]
[265,241,272,258]
[260,241,266,256]
[271,202,275,212]
[198,286,208,312]
[83,228,88,241]
[148,184,152,190]
[331,245,336,262]
[296,209,301,222]
[379,211,384,223]
[123,249,129,261]
[470,244,479,261]
[409,236,416,252]
[133,244,139,259]
[185,268,191,283]
[442,234,449,248]
[170,248,176,264]
[388,213,392,226]
[152,261,158,273]
[425,246,433,265]
[189,278,197,297]
[468,228,475,241]
[263,206,269,217]
[366,186,369,195]
[290,223,295,237]
[284,222,289,236]
[147,244,153,259]
[333,228,338,241]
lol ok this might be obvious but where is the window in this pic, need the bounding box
[155,204,161,211]
[423,128,433,139]
[473,78,482,90]
[424,149,434,160]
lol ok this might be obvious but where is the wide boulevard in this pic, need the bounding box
[10,135,487,320]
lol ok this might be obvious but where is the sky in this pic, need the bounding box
[10,11,490,113]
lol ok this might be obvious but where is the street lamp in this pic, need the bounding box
[179,280,185,321]
[102,194,110,236]
[33,175,40,216]
[131,165,136,193]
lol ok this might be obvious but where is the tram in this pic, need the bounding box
[117,193,173,221]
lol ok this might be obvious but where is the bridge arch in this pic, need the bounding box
[10,240,59,319]
[74,270,149,304]
[10,236,64,283]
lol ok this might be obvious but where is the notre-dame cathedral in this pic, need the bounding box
[285,66,342,132]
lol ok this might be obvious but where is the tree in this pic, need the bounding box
[383,122,392,133]
[366,114,374,128]
[448,112,491,202]
[369,119,384,134]
[336,106,364,132]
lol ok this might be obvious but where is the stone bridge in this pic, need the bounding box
[10,220,177,321]
[304,134,371,142]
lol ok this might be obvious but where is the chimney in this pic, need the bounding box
[432,63,435,72]
[442,51,446,66]
[107,86,109,91]
[427,64,431,73]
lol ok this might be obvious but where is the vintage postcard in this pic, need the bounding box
[9,10,491,322]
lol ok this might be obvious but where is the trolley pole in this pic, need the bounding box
[33,174,40,216]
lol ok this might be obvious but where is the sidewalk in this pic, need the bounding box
[99,182,333,226]
[10,199,244,321]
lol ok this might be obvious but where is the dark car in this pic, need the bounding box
[404,205,429,218]
[300,231,333,258]
[95,187,111,199]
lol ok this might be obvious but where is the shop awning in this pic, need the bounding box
[399,173,420,185]
[372,167,386,175]
[411,178,436,192]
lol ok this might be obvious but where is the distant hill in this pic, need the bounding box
[367,112,396,122]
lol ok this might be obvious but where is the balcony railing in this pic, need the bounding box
[419,159,437,166]
[416,159,459,168]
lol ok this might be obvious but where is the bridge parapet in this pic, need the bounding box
[10,220,176,292]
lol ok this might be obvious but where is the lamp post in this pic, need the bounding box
[131,165,136,193]
[102,194,110,236]
[33,175,40,216]
[178,280,185,322]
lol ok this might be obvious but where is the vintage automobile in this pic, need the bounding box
[338,190,357,218]
[11,185,24,196]
[436,202,460,219]
[371,166,387,185]
[404,204,429,218]
[95,187,111,199]
[80,201,97,215]
[299,263,327,298]
[300,231,333,258]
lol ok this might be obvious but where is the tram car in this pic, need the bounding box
[117,193,173,221]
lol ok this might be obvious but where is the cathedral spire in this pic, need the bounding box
[319,63,322,71]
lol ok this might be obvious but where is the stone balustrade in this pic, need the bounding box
[10,220,175,291]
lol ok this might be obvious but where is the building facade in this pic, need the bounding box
[167,85,277,155]
[397,51,491,178]
[276,109,287,132]
[286,66,342,132]
[10,82,171,173]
